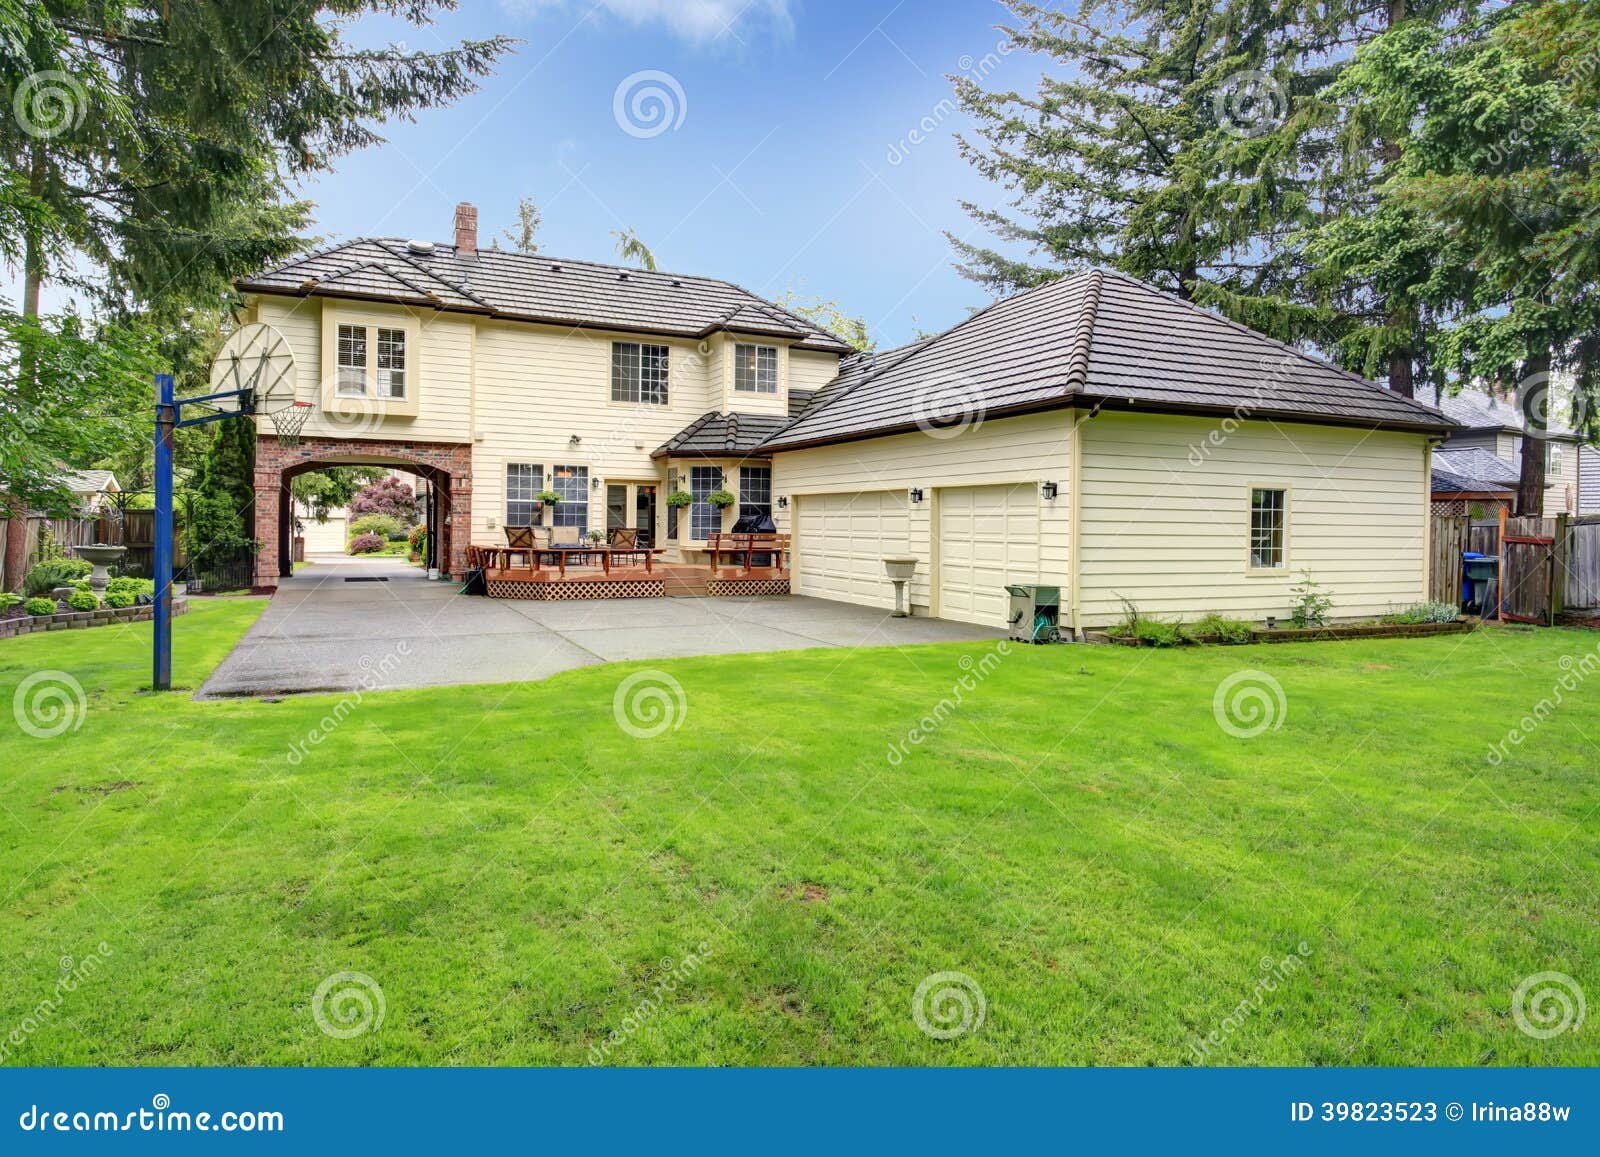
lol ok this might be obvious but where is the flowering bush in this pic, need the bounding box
[348,532,386,555]
[350,476,418,522]
[408,524,428,555]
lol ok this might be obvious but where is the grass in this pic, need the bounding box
[1,601,1596,1066]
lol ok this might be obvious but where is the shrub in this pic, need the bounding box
[106,576,155,598]
[1289,570,1334,628]
[1381,601,1461,625]
[23,558,93,597]
[0,592,22,610]
[349,476,419,522]
[1181,613,1255,644]
[24,597,59,616]
[104,590,135,609]
[348,532,385,555]
[185,493,255,573]
[67,590,100,611]
[349,512,403,540]
[1107,597,1184,646]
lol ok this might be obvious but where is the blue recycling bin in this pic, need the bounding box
[1462,552,1497,614]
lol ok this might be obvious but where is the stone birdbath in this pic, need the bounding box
[75,544,128,594]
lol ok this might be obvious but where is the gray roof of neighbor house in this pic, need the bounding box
[757,270,1454,452]
[1432,448,1520,490]
[653,411,794,459]
[237,238,855,354]
[1416,383,1583,440]
[59,469,118,494]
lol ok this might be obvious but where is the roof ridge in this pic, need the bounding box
[1063,269,1104,392]
[369,240,493,307]
[1094,269,1449,421]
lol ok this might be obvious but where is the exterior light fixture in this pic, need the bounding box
[1041,481,1059,500]
[777,496,789,509]
[592,476,602,490]
[568,434,581,447]
[909,488,924,503]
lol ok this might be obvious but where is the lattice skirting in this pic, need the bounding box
[487,578,665,600]
[706,577,791,597]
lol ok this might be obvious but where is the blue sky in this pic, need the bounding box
[307,0,1041,347]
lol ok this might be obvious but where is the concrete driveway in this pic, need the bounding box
[198,554,1005,698]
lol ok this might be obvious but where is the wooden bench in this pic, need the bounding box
[707,532,789,573]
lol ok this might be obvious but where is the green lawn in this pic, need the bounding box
[1,600,1596,1065]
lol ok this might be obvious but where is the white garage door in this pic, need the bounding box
[795,491,910,609]
[301,514,348,554]
[937,484,1040,627]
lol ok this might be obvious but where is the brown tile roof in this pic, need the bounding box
[758,270,1454,452]
[237,239,854,353]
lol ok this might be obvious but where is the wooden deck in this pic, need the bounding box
[480,562,789,600]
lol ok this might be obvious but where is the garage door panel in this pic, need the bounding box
[795,491,910,608]
[937,484,1040,627]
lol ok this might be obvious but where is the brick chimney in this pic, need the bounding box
[453,202,478,255]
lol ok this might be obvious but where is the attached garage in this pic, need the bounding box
[936,484,1041,626]
[794,490,910,609]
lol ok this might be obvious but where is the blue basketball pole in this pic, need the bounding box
[153,373,175,691]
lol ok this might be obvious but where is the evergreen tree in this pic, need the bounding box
[193,413,258,519]
[500,197,544,254]
[611,228,658,271]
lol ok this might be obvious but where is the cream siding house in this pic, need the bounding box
[1417,384,1585,516]
[761,271,1452,632]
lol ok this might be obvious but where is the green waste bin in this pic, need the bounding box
[1006,584,1062,644]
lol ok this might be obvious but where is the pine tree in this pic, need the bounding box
[193,413,258,525]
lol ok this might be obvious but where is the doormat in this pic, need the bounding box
[343,577,390,582]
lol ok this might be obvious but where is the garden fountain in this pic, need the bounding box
[75,544,128,594]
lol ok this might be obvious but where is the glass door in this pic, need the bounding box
[634,485,657,547]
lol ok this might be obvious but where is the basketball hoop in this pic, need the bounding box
[270,401,314,448]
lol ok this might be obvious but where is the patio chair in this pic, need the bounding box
[608,528,639,548]
[550,525,580,545]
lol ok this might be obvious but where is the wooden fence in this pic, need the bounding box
[1430,514,1469,605]
[1568,515,1600,610]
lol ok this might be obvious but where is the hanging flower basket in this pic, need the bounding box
[666,490,694,508]
[537,489,562,507]
[707,489,737,509]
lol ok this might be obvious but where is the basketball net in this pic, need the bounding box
[269,401,314,448]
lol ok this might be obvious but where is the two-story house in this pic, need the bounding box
[1419,384,1590,517]
[238,204,853,586]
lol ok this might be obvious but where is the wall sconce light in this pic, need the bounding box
[592,476,602,490]
[909,488,924,503]
[568,434,582,447]
[1041,481,1059,500]
[777,496,789,509]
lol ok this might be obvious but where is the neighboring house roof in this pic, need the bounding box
[238,239,854,353]
[758,271,1453,453]
[59,469,119,495]
[653,411,794,459]
[1432,448,1520,488]
[1416,383,1582,441]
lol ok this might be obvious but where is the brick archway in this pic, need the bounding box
[253,435,472,590]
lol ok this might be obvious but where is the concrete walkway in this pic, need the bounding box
[198,553,1005,698]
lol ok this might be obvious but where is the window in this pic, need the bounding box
[606,484,628,532]
[1250,488,1286,569]
[336,324,367,395]
[552,465,588,533]
[690,465,723,540]
[667,468,679,540]
[611,342,669,405]
[376,328,406,398]
[506,463,542,527]
[740,465,772,521]
[734,344,778,394]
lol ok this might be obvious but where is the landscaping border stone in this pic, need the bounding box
[0,598,189,641]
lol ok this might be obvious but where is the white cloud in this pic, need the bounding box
[504,0,794,44]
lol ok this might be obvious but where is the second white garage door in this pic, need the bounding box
[795,490,911,609]
[937,484,1040,627]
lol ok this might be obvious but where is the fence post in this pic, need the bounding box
[1552,514,1569,624]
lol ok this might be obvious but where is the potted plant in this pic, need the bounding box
[585,529,606,544]
[666,490,693,509]
[537,489,562,509]
[707,489,736,510]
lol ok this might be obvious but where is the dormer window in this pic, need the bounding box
[734,344,778,394]
[336,324,366,395]
[376,327,406,399]
[336,322,406,399]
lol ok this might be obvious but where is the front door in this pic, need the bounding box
[634,485,657,547]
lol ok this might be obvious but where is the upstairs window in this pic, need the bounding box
[612,341,669,405]
[336,324,367,395]
[506,463,542,527]
[1250,488,1286,569]
[734,344,778,394]
[376,328,406,399]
